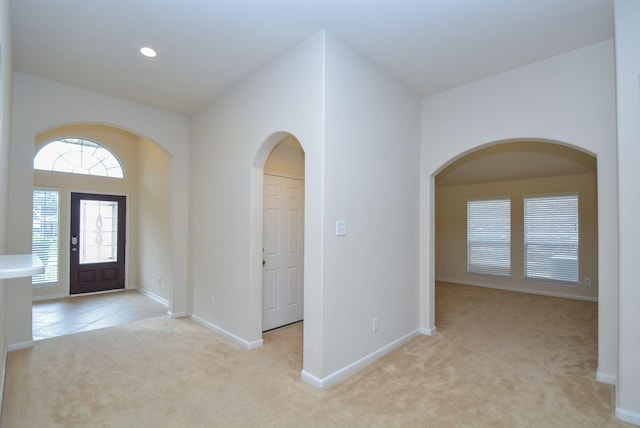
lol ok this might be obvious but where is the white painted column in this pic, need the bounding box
[614,0,640,424]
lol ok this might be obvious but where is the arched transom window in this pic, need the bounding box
[34,137,124,178]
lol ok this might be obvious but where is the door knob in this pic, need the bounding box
[262,260,266,266]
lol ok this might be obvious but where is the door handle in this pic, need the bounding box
[262,260,266,266]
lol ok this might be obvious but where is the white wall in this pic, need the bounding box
[613,0,640,423]
[319,33,420,379]
[7,73,189,347]
[137,138,172,303]
[0,0,12,413]
[420,40,617,381]
[188,32,325,373]
[189,31,420,384]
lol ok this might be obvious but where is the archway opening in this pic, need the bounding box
[249,131,306,365]
[31,123,173,340]
[432,139,599,374]
[262,136,305,333]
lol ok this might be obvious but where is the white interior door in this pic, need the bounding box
[263,174,304,331]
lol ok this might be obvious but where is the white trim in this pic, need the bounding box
[32,293,66,302]
[616,407,640,425]
[168,311,187,319]
[595,370,616,385]
[189,313,264,350]
[437,278,598,302]
[1,345,6,417]
[136,287,169,306]
[69,288,123,298]
[7,341,33,352]
[420,327,437,336]
[300,370,323,388]
[301,329,421,388]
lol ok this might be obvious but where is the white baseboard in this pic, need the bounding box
[301,329,421,388]
[7,340,33,352]
[420,327,437,336]
[189,313,263,350]
[135,287,169,307]
[300,370,324,388]
[136,287,169,306]
[32,293,66,302]
[596,370,616,385]
[437,278,598,302]
[1,346,6,419]
[616,407,640,425]
[168,311,187,318]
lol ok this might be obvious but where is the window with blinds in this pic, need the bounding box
[467,198,511,277]
[32,189,60,285]
[524,194,579,284]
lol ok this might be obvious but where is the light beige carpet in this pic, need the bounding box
[1,283,632,427]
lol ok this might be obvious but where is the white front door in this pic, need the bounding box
[262,174,304,331]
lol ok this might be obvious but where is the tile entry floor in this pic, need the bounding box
[32,290,169,341]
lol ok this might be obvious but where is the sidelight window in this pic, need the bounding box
[32,189,60,285]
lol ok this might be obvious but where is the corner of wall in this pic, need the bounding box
[1,0,13,417]
[0,281,5,419]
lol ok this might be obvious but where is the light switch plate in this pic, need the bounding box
[336,220,347,236]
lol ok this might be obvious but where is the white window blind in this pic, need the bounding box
[524,195,579,284]
[467,198,511,276]
[32,189,60,285]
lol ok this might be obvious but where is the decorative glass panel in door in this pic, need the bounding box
[79,199,119,264]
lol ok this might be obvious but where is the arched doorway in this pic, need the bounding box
[434,140,597,299]
[431,139,599,364]
[31,123,174,339]
[249,131,306,339]
[262,136,305,331]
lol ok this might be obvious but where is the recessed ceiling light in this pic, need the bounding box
[140,47,157,58]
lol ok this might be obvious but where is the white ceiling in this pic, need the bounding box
[10,0,614,116]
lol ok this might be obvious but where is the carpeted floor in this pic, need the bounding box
[1,283,632,427]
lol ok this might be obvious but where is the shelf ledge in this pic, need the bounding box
[0,255,45,280]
